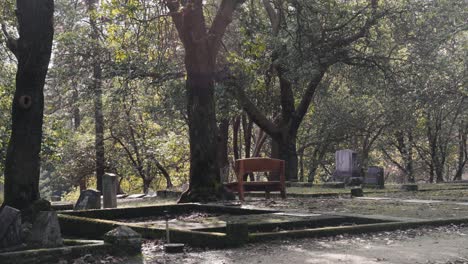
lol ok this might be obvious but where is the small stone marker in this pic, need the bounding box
[103,173,118,208]
[365,166,385,189]
[351,187,364,197]
[103,226,142,254]
[401,184,418,191]
[28,211,63,248]
[0,206,22,249]
[74,189,101,210]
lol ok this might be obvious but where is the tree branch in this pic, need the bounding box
[292,67,326,130]
[209,0,245,54]
[262,0,280,36]
[231,86,280,138]
[1,23,18,58]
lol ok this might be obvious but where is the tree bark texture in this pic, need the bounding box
[3,0,54,210]
[86,0,105,192]
[167,0,244,203]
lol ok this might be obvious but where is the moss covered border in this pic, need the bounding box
[0,240,113,264]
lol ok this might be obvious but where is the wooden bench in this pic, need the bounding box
[224,158,286,201]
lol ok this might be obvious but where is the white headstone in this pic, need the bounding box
[103,173,117,208]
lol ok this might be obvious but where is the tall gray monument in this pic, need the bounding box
[332,149,361,184]
[103,173,117,208]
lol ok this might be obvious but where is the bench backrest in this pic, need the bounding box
[235,158,284,174]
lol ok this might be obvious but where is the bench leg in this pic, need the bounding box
[265,191,270,200]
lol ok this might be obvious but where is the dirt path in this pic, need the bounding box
[138,225,468,264]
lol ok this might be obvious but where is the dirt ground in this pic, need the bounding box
[128,225,468,264]
[70,186,468,264]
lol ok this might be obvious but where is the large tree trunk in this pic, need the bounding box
[278,134,299,182]
[3,0,54,210]
[87,0,105,192]
[179,72,221,202]
[167,0,244,203]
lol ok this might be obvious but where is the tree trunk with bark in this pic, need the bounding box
[87,0,105,192]
[3,0,54,210]
[167,0,244,203]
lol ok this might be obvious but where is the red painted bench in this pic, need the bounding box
[224,158,286,201]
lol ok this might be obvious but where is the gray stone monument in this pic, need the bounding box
[74,189,101,210]
[332,149,361,184]
[104,226,142,254]
[28,211,63,248]
[365,166,385,189]
[0,206,22,249]
[103,173,117,208]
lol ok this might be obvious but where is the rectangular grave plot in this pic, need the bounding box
[59,204,277,221]
[196,214,397,233]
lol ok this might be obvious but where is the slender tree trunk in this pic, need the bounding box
[299,150,304,182]
[217,119,230,182]
[3,0,54,210]
[87,0,105,192]
[233,116,241,161]
[406,132,415,183]
[72,88,81,130]
[242,114,254,181]
[454,123,467,181]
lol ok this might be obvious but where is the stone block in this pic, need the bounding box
[226,222,249,247]
[0,206,22,249]
[351,187,364,197]
[103,226,142,254]
[74,189,101,210]
[103,173,117,208]
[28,211,63,248]
[365,166,385,189]
[401,184,418,191]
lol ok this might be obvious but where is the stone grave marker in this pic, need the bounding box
[74,189,101,210]
[332,149,361,184]
[0,206,22,249]
[104,226,142,254]
[28,211,63,248]
[103,173,117,208]
[365,166,385,188]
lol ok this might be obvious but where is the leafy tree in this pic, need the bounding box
[1,0,54,209]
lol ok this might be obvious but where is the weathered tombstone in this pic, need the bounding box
[103,226,142,254]
[0,206,22,249]
[146,188,157,197]
[351,187,364,197]
[103,173,117,208]
[365,166,385,189]
[401,184,418,191]
[332,149,362,184]
[28,211,63,248]
[74,189,101,210]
